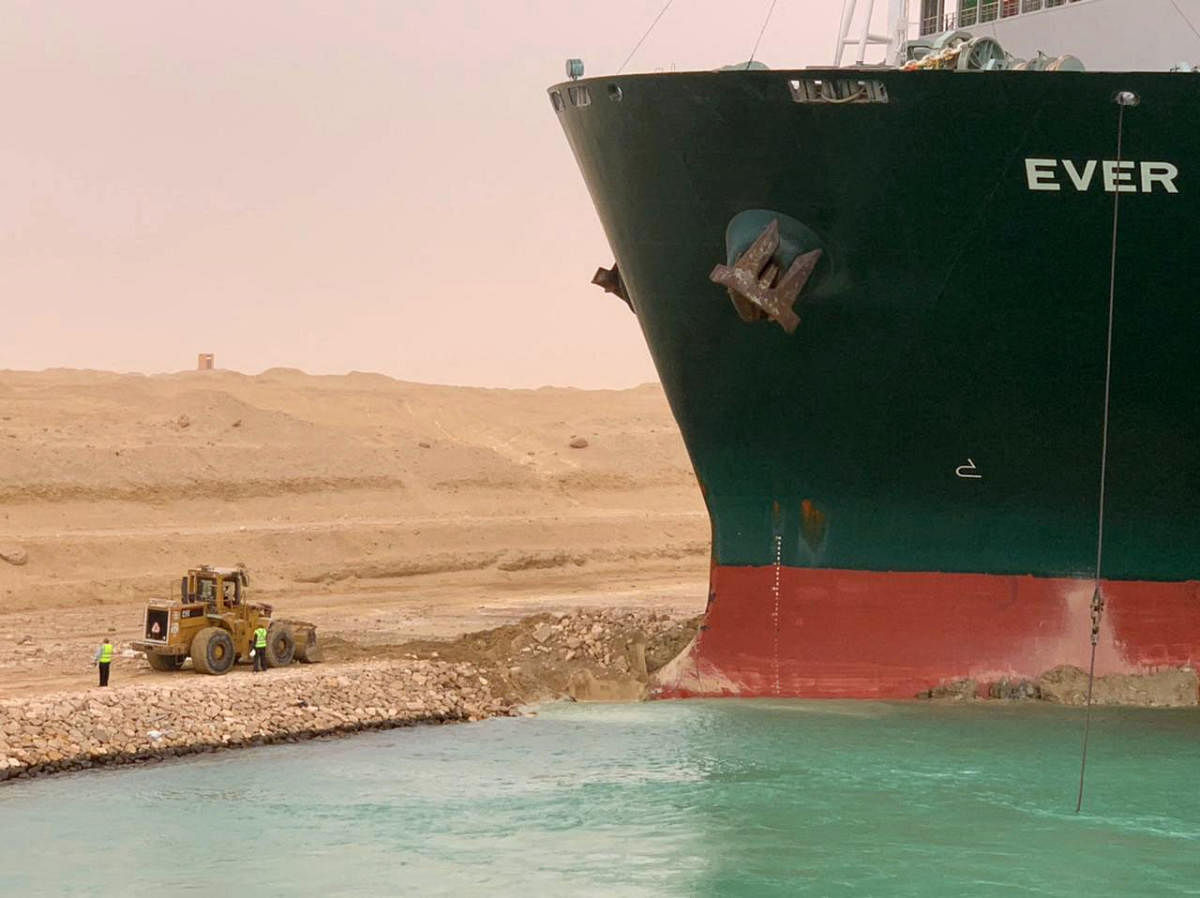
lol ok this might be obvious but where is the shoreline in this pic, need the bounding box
[0,659,516,782]
[4,607,1198,784]
[0,608,699,782]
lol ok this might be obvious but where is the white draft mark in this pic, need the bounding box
[956,458,982,480]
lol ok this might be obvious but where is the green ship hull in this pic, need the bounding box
[552,69,1200,697]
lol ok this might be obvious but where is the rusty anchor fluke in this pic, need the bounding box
[592,263,633,312]
[710,218,822,334]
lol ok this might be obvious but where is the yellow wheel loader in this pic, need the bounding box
[131,566,319,674]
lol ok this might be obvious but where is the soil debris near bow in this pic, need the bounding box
[919,665,1199,707]
[380,607,703,703]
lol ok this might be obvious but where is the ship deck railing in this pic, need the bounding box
[919,0,1078,37]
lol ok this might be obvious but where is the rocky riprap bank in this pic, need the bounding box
[0,659,511,781]
[0,608,700,782]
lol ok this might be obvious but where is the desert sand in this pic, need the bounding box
[0,368,710,700]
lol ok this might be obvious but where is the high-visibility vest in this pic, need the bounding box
[254,627,268,648]
[98,643,114,664]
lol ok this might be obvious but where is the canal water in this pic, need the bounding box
[1,700,1197,896]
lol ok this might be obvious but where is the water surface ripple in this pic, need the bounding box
[1,700,1197,896]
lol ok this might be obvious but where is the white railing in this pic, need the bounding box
[838,0,1089,66]
[919,0,1078,36]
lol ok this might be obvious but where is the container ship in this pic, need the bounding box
[550,0,1200,698]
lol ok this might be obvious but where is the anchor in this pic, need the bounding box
[710,218,822,334]
[591,263,633,312]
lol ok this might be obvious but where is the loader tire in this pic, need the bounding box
[146,653,184,671]
[264,624,295,668]
[192,627,235,675]
[295,629,321,663]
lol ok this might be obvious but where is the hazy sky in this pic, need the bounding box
[1,1,848,387]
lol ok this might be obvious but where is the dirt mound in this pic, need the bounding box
[919,666,1199,707]
[341,608,703,703]
[1037,665,1198,707]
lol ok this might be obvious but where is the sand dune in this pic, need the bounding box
[0,369,709,696]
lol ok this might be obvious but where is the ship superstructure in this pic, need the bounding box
[838,0,1200,70]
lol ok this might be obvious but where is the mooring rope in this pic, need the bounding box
[1075,91,1135,815]
[616,0,676,75]
[746,0,780,69]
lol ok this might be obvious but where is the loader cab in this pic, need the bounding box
[184,566,248,612]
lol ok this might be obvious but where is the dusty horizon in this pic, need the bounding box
[0,362,668,391]
[2,1,844,389]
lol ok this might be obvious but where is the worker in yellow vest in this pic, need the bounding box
[252,625,268,672]
[92,638,114,687]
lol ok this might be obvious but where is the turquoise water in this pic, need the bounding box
[1,700,1198,896]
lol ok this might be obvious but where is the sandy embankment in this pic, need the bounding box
[0,368,711,777]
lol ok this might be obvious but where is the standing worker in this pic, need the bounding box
[93,637,114,687]
[252,624,268,672]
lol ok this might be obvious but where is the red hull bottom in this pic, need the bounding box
[652,566,1200,699]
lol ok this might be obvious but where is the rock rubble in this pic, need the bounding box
[394,607,700,704]
[918,665,1199,706]
[0,544,27,566]
[0,659,512,782]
